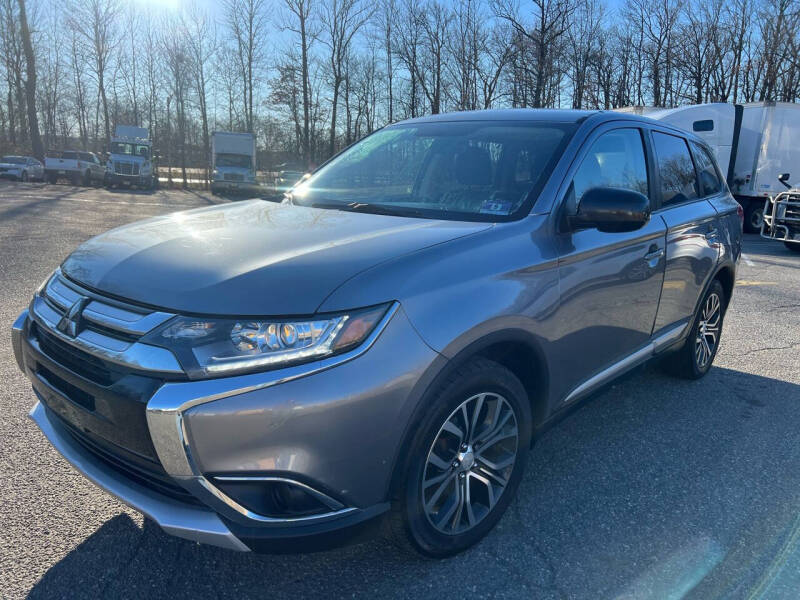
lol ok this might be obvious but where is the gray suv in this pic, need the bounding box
[11,110,742,557]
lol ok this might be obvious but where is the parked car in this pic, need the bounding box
[273,169,306,195]
[0,155,43,181]
[44,150,105,186]
[12,109,741,557]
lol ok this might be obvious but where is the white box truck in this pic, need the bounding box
[211,132,259,194]
[617,102,800,232]
[105,125,156,189]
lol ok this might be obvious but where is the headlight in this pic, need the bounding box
[145,304,392,377]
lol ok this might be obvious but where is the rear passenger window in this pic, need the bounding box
[652,132,699,206]
[691,142,722,196]
[571,128,648,205]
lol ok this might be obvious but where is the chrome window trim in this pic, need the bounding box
[146,302,400,525]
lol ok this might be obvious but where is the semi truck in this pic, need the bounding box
[105,125,156,189]
[617,102,800,232]
[210,131,259,194]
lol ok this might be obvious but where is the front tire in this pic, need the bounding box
[20,170,28,182]
[386,357,532,557]
[663,280,726,379]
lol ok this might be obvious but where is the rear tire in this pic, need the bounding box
[82,170,91,186]
[785,241,800,253]
[385,357,532,557]
[743,203,763,233]
[20,170,28,182]
[662,280,726,379]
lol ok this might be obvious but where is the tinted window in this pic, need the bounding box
[571,128,648,205]
[79,152,93,161]
[693,120,714,132]
[292,122,575,221]
[652,132,699,206]
[62,151,78,160]
[691,141,722,196]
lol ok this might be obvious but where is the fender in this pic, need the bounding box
[384,327,551,500]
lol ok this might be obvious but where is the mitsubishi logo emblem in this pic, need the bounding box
[56,296,90,338]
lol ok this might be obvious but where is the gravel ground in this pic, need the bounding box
[0,181,799,599]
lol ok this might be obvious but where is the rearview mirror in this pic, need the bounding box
[569,187,651,233]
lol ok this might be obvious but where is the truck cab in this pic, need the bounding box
[105,125,155,190]
[211,131,259,194]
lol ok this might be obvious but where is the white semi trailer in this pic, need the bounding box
[617,102,800,232]
[211,131,258,194]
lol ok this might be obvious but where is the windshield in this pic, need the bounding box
[110,142,150,159]
[216,153,252,169]
[2,156,26,164]
[291,121,575,221]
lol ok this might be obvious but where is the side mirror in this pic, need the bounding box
[569,187,651,233]
[779,173,791,189]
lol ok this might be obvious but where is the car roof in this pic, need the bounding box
[391,108,707,144]
[395,108,600,125]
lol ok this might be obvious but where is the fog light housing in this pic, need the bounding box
[212,477,342,518]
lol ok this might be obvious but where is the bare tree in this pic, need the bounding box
[282,0,317,164]
[321,0,372,155]
[69,0,121,145]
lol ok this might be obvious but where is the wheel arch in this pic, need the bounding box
[386,328,550,500]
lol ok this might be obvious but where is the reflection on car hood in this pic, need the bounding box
[62,200,491,315]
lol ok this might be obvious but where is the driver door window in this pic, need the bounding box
[570,128,649,209]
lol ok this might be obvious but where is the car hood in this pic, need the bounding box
[0,163,22,169]
[61,200,491,315]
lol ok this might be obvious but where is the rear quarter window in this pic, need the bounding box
[652,132,699,207]
[690,141,723,196]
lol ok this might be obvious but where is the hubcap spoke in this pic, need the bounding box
[695,292,722,369]
[422,392,519,535]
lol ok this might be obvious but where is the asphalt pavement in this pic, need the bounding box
[1,181,799,599]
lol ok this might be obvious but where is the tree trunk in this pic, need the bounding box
[16,0,42,159]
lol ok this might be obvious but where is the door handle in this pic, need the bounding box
[705,228,719,240]
[644,246,664,261]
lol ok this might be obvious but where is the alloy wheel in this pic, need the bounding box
[695,292,721,370]
[422,392,519,535]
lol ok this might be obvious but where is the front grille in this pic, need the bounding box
[114,161,140,175]
[224,172,244,182]
[54,410,202,505]
[27,271,195,506]
[34,322,117,386]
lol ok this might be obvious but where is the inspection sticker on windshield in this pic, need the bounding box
[479,200,513,215]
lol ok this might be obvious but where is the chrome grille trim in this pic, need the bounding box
[31,270,183,374]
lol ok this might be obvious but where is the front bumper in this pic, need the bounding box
[12,303,439,551]
[106,173,152,186]
[210,179,261,193]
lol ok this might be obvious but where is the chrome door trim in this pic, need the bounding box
[562,322,687,405]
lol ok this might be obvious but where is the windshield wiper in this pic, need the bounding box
[308,200,424,218]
